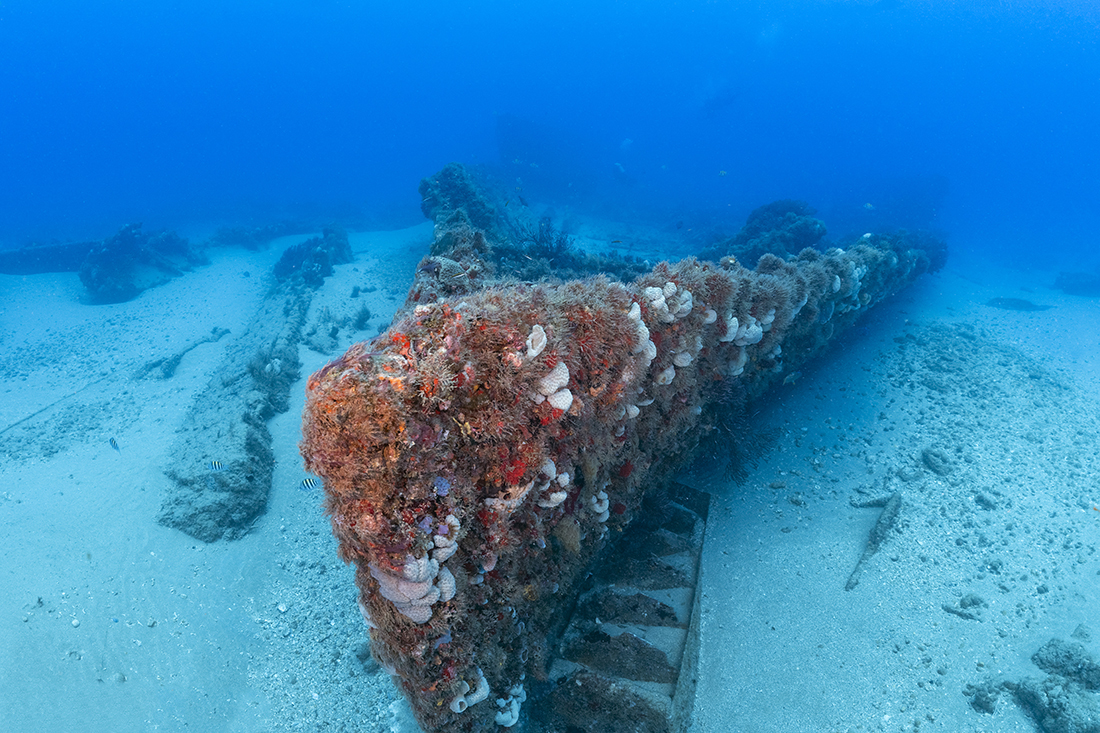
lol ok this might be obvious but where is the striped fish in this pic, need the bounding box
[109,437,121,454]
[209,460,223,471]
[300,477,318,491]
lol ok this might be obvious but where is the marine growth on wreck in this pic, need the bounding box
[300,168,939,731]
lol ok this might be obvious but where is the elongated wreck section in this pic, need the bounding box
[301,241,935,731]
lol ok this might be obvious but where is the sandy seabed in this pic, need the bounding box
[690,260,1100,732]
[1,230,1097,733]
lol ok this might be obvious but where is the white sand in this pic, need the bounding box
[2,233,1096,732]
[0,224,428,733]
[691,264,1100,732]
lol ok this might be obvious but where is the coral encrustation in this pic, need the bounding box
[300,244,932,732]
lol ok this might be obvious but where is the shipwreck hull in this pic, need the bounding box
[300,240,935,731]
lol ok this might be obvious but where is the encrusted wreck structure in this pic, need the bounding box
[300,165,943,732]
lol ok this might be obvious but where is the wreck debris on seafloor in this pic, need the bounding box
[300,165,942,732]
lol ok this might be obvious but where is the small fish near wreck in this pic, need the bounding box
[208,460,223,472]
[109,437,121,454]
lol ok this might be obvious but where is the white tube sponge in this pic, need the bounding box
[371,563,437,606]
[398,603,433,624]
[405,585,440,607]
[655,365,676,385]
[494,684,526,727]
[436,566,456,602]
[671,289,693,318]
[644,286,673,323]
[629,300,652,354]
[433,539,457,563]
[537,361,569,396]
[402,554,439,583]
[537,490,567,508]
[546,388,573,411]
[719,314,738,342]
[525,324,547,359]
[632,319,651,352]
[495,702,520,727]
[371,559,443,624]
[734,318,763,346]
[450,681,471,713]
[448,668,490,714]
[588,490,611,522]
[728,347,748,376]
[433,541,455,563]
[537,470,570,508]
[466,668,490,706]
[432,514,460,562]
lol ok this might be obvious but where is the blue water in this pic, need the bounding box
[2,4,1100,733]
[2,1,1097,269]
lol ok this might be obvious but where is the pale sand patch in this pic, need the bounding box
[0,224,429,733]
[690,263,1100,732]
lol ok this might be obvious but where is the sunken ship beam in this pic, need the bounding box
[300,242,935,732]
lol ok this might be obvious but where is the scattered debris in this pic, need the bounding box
[845,492,902,591]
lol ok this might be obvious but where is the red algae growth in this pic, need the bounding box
[300,239,936,731]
